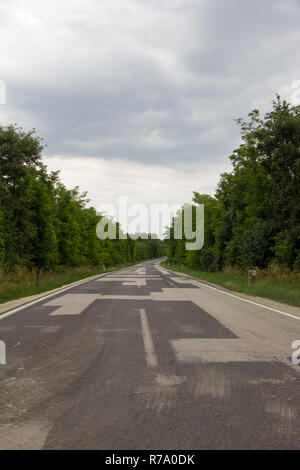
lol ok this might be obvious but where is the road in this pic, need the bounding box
[0,259,300,449]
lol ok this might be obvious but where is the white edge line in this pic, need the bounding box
[192,280,300,321]
[164,267,300,322]
[0,272,108,321]
[139,308,158,368]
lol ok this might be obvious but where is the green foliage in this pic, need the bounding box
[0,125,166,279]
[25,169,59,270]
[166,96,300,272]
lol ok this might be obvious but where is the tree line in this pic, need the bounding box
[167,96,300,271]
[0,125,165,284]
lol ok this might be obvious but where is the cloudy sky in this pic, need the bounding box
[0,0,299,215]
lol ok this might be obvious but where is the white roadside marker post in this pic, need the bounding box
[248,269,256,286]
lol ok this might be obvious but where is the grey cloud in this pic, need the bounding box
[1,0,300,166]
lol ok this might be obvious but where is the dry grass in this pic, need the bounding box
[222,264,300,283]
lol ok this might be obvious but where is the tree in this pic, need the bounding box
[0,125,44,269]
[25,169,58,286]
[166,96,300,271]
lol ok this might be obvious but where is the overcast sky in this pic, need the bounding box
[0,0,299,215]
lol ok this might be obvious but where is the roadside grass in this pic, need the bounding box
[162,262,300,308]
[0,262,142,304]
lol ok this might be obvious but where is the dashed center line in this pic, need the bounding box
[139,308,158,368]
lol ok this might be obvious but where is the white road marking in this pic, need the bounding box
[139,308,158,368]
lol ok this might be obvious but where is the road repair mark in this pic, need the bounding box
[170,277,197,286]
[170,338,278,363]
[45,294,100,316]
[45,294,152,315]
[97,275,161,287]
[97,276,147,286]
[11,286,300,368]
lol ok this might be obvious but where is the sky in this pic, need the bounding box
[0,0,299,220]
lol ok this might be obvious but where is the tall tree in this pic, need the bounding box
[0,125,44,269]
[25,169,58,286]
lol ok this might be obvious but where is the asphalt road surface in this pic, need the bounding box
[0,259,300,449]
